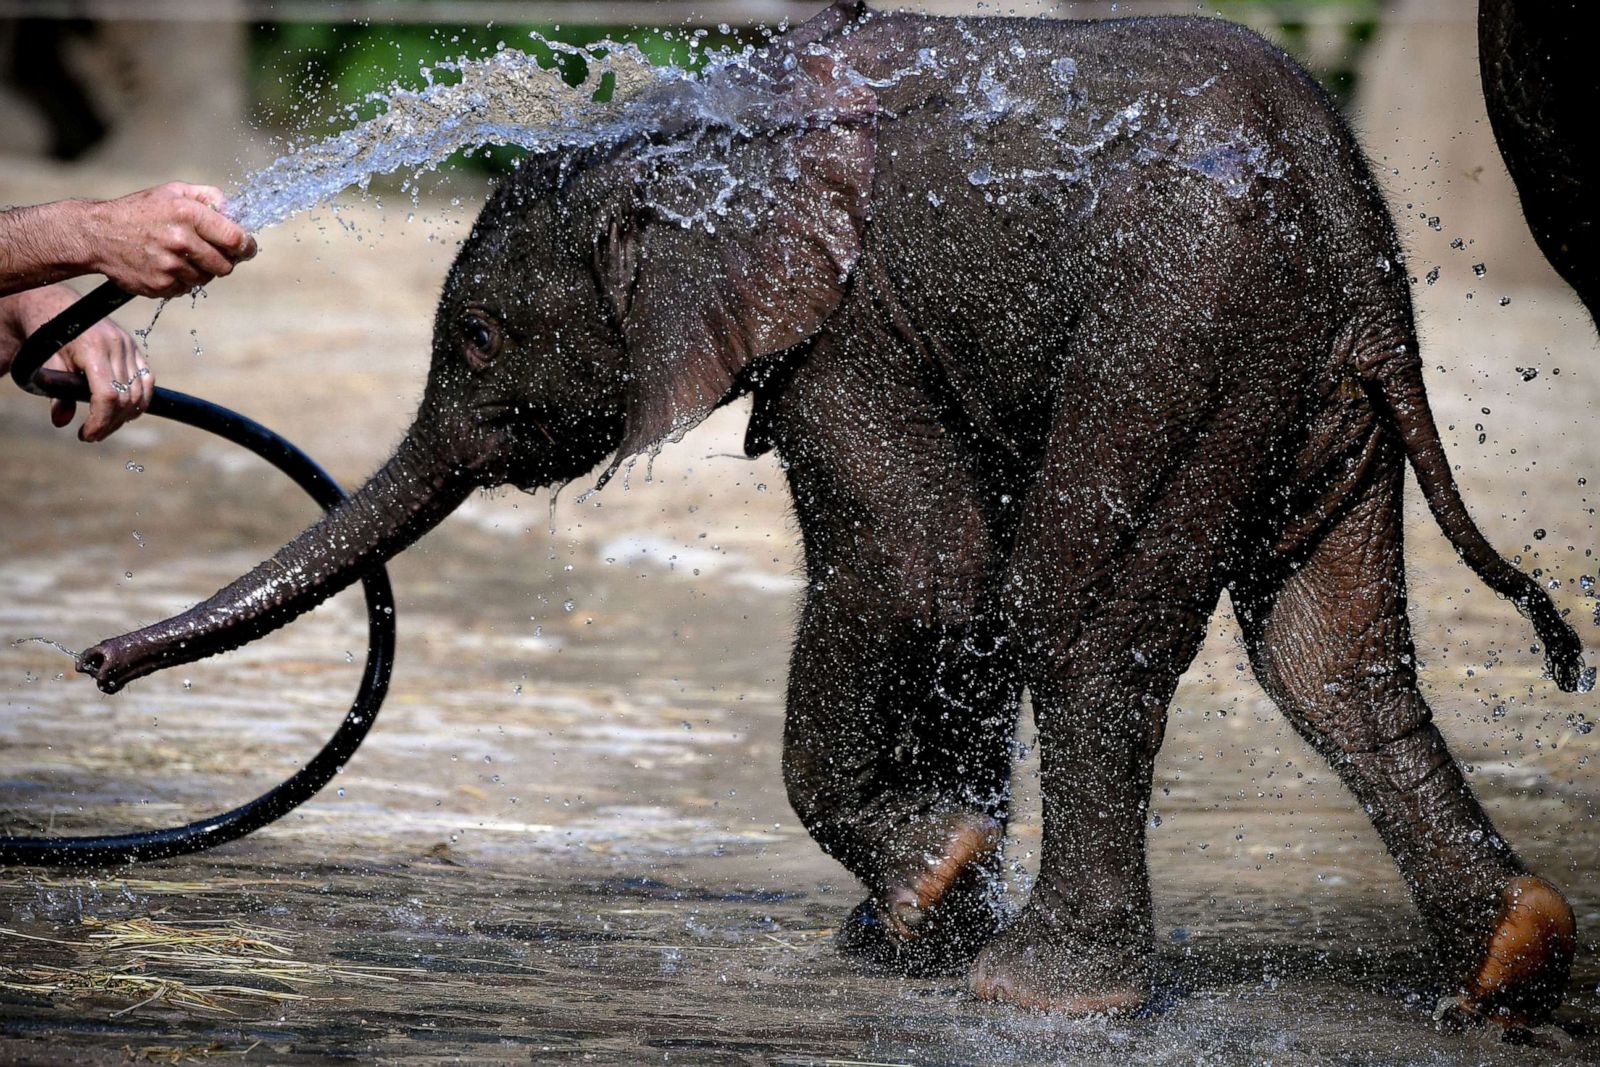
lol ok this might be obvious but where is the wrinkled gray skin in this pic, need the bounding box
[82,1,1584,1021]
[1479,0,1597,328]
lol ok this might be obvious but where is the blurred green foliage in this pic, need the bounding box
[1217,0,1382,108]
[248,0,1382,175]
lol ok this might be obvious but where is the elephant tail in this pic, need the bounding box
[1359,338,1589,693]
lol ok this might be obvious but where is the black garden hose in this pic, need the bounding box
[1,280,395,867]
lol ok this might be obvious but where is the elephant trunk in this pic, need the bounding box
[80,424,476,694]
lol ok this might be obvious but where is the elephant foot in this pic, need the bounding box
[836,865,1006,978]
[970,905,1150,1015]
[1455,875,1576,1027]
[877,810,1003,941]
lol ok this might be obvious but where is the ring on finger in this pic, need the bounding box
[112,378,131,394]
[134,366,152,379]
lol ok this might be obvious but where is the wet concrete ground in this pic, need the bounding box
[4,168,1600,1064]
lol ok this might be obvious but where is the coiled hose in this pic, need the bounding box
[1,281,395,867]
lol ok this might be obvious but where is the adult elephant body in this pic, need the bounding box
[1479,0,1598,324]
[80,1,1583,1024]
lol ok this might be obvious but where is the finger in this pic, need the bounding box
[189,208,252,261]
[122,276,173,300]
[38,351,79,412]
[179,236,237,280]
[75,346,117,442]
[117,340,146,421]
[156,260,209,298]
[100,342,138,437]
[36,345,91,433]
[130,347,152,415]
[115,335,143,418]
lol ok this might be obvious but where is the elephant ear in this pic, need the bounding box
[601,45,877,461]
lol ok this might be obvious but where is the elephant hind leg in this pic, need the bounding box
[1234,453,1575,1026]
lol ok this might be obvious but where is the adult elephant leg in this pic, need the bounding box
[1233,450,1576,1027]
[776,345,1021,971]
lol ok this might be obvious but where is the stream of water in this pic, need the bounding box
[228,37,670,231]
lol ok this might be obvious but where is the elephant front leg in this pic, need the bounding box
[783,591,1021,974]
[772,338,1024,973]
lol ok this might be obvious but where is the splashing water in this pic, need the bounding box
[226,23,1273,239]
[228,38,675,232]
[226,31,875,235]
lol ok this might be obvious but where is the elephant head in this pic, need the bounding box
[80,20,877,693]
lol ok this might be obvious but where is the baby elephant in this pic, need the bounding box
[81,0,1584,1025]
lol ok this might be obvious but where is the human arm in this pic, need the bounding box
[0,182,257,298]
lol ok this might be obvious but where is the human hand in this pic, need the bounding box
[81,183,257,299]
[0,284,151,441]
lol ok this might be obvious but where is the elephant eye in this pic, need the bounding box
[462,309,503,370]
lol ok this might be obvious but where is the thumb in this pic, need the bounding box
[51,398,76,428]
